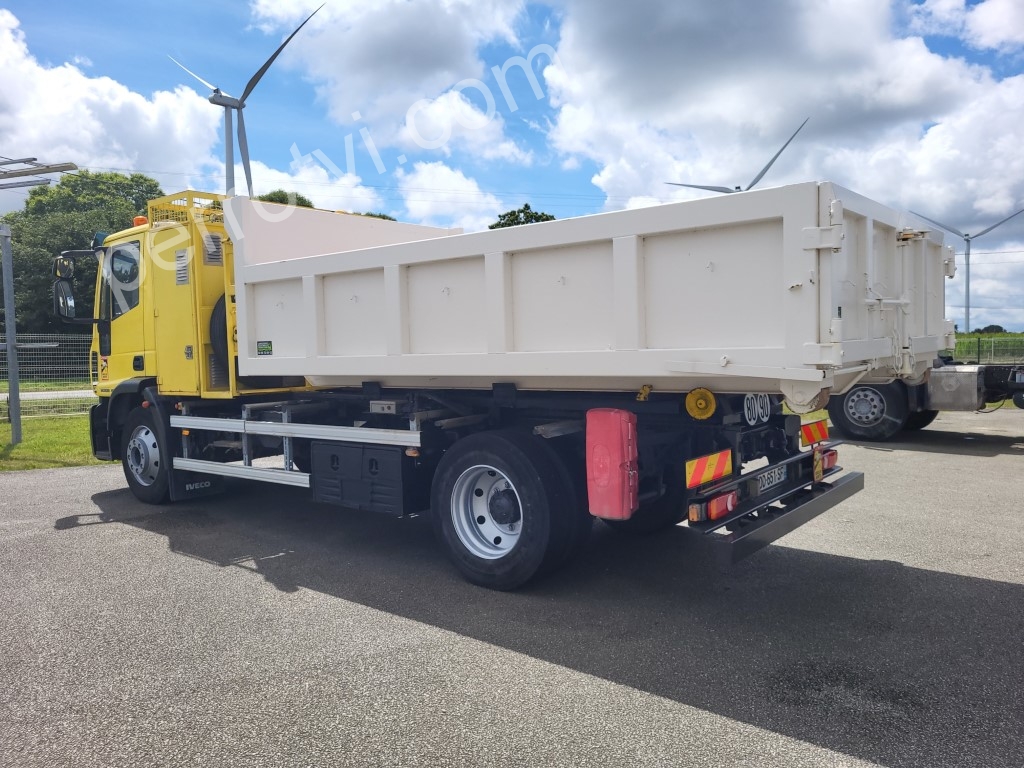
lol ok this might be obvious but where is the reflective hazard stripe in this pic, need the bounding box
[685,449,733,489]
[801,419,829,446]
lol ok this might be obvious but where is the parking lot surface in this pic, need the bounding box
[1,409,1022,767]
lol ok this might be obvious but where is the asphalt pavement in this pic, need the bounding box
[1,409,1022,767]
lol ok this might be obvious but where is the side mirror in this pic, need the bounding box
[52,279,96,325]
[53,255,75,279]
[53,279,76,319]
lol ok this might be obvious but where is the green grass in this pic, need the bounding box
[0,380,92,393]
[0,415,102,471]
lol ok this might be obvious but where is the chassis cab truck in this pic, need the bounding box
[53,184,946,589]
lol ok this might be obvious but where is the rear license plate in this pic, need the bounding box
[757,465,787,493]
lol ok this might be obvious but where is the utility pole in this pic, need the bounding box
[0,158,78,444]
[1,223,21,444]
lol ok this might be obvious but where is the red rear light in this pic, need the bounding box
[707,490,739,521]
[822,449,838,471]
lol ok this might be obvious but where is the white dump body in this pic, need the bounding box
[226,182,953,410]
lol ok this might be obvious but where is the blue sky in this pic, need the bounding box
[2,0,1023,330]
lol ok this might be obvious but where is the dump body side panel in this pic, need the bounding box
[227,183,946,408]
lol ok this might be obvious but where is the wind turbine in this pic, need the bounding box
[170,5,323,197]
[666,117,810,194]
[911,206,1024,333]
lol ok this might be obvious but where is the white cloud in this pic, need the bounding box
[910,0,1024,51]
[395,161,501,231]
[965,0,1024,51]
[249,0,524,134]
[241,156,385,213]
[0,9,222,212]
[400,90,532,164]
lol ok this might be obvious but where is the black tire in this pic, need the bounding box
[548,440,594,567]
[603,462,686,534]
[903,409,939,431]
[291,439,312,474]
[827,383,909,441]
[1013,392,1024,410]
[121,406,170,504]
[431,430,575,590]
[210,294,229,371]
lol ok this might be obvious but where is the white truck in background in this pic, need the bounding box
[827,360,1024,441]
[825,232,1024,441]
[53,181,948,588]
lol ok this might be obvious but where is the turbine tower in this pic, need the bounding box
[666,117,810,194]
[911,207,1024,333]
[170,5,323,197]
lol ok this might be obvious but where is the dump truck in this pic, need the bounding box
[52,181,949,588]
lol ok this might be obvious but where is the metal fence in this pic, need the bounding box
[1,332,95,421]
[951,337,1024,364]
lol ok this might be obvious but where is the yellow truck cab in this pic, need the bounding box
[53,191,303,481]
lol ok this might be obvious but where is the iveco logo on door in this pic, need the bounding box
[743,394,773,425]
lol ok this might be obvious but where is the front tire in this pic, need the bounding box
[431,430,575,590]
[827,383,909,441]
[122,406,170,504]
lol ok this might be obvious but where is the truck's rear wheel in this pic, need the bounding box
[827,383,908,441]
[432,430,575,590]
[122,406,170,504]
[903,409,939,431]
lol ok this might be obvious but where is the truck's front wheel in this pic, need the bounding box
[122,406,170,504]
[827,383,908,441]
[432,431,574,590]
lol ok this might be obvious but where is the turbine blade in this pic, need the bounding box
[665,182,738,194]
[239,4,324,104]
[168,55,219,93]
[972,207,1024,239]
[237,109,254,197]
[910,211,966,240]
[745,117,809,191]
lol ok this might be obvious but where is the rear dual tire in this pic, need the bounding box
[827,383,909,441]
[431,430,590,590]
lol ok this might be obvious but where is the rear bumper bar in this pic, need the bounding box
[696,471,864,566]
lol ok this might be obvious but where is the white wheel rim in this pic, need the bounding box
[127,424,161,486]
[845,387,886,428]
[451,464,523,560]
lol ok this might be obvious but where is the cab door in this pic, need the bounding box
[95,239,146,393]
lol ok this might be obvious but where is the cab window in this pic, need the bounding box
[99,240,141,320]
